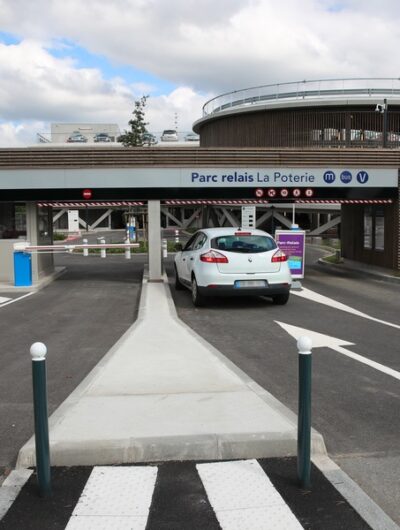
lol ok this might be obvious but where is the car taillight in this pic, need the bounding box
[234,231,252,236]
[200,250,229,263]
[271,249,288,262]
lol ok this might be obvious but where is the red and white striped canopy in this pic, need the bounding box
[295,199,393,204]
[37,201,144,208]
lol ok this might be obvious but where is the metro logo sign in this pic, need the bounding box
[356,171,369,184]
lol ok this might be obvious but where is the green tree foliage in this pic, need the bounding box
[118,96,149,146]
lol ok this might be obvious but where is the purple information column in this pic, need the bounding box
[275,230,306,279]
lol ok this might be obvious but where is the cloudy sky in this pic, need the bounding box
[1,0,400,146]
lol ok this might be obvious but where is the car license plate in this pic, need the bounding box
[234,280,267,288]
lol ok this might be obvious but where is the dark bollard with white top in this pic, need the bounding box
[30,342,51,497]
[297,335,312,489]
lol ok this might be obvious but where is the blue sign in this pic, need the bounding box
[323,170,336,184]
[356,171,369,184]
[340,170,352,184]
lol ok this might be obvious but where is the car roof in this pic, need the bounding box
[198,227,273,238]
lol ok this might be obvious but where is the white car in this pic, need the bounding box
[184,133,200,142]
[174,227,292,306]
[161,129,178,141]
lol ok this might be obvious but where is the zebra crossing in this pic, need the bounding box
[0,457,373,530]
[65,460,303,530]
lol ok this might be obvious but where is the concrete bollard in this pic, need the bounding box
[297,336,312,489]
[125,238,131,260]
[30,342,51,497]
[83,238,89,257]
[99,237,106,258]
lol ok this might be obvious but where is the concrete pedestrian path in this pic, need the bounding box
[17,272,325,467]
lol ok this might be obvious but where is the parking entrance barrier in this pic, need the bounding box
[19,242,140,260]
[30,342,51,497]
[297,336,312,489]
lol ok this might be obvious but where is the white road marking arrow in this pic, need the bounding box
[292,287,400,330]
[276,321,400,381]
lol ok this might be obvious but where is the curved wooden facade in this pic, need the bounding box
[191,82,400,270]
[196,105,400,149]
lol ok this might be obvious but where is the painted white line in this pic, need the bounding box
[334,345,400,381]
[197,460,303,530]
[276,321,400,381]
[65,466,158,530]
[0,292,35,309]
[292,287,400,330]
[0,469,33,521]
[0,297,11,304]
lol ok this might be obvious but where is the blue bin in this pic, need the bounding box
[128,226,136,241]
[14,251,32,287]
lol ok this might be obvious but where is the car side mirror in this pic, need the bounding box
[175,243,183,252]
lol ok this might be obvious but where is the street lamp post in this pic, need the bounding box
[376,99,388,148]
[383,98,388,148]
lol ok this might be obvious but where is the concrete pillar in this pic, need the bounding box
[26,202,39,283]
[26,202,54,283]
[148,200,162,281]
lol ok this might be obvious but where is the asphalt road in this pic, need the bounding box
[0,254,146,476]
[0,246,398,524]
[165,247,400,525]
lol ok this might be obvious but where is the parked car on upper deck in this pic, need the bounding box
[67,131,87,143]
[94,132,112,143]
[184,133,200,142]
[161,129,178,142]
[174,227,292,306]
[142,133,158,145]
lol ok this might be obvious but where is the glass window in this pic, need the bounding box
[375,209,385,251]
[0,202,27,239]
[183,233,197,251]
[211,234,276,253]
[193,233,207,250]
[363,208,373,249]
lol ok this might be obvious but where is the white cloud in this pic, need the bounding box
[145,87,211,134]
[0,121,46,147]
[0,39,209,144]
[2,0,400,91]
[1,0,400,145]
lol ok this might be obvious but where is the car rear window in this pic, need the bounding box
[211,235,276,253]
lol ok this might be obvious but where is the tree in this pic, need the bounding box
[118,96,149,146]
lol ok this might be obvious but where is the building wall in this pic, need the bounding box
[341,203,398,269]
[199,106,400,148]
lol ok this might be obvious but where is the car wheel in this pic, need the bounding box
[272,293,290,305]
[191,275,205,307]
[174,265,184,291]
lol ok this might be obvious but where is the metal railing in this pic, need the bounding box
[202,78,400,116]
